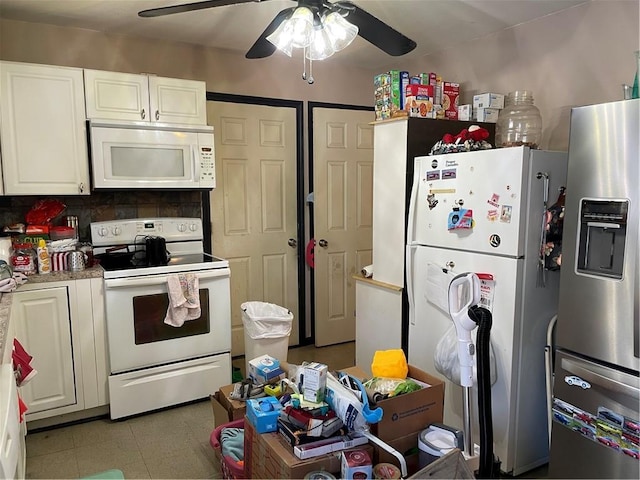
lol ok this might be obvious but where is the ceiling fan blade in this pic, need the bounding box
[335,1,416,56]
[245,7,295,59]
[139,0,263,18]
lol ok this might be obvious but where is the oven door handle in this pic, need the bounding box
[104,268,230,289]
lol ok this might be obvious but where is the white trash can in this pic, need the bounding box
[241,301,293,377]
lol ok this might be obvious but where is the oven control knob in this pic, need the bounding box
[189,223,198,232]
[177,223,187,232]
[99,227,109,237]
[111,226,122,236]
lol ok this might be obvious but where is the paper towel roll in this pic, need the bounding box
[361,264,374,278]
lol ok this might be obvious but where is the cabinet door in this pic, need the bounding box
[84,69,150,122]
[12,287,77,414]
[0,61,89,195]
[149,76,206,125]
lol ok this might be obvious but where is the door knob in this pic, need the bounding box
[288,238,297,247]
[318,239,328,248]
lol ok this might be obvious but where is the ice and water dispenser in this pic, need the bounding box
[576,199,629,279]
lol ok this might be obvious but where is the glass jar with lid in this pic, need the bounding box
[495,90,542,149]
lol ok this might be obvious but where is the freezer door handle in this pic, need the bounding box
[561,356,639,399]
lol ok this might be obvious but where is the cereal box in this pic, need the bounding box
[458,104,472,121]
[443,82,460,120]
[405,84,435,118]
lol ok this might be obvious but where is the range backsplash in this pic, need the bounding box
[0,191,204,242]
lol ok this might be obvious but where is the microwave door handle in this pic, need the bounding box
[104,268,230,289]
[192,145,200,181]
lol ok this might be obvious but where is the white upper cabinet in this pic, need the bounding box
[0,61,90,195]
[84,69,207,125]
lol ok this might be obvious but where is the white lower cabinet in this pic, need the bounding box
[11,278,108,422]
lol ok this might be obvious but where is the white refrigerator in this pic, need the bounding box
[406,146,567,475]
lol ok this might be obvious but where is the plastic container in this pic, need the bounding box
[241,301,292,376]
[495,90,542,149]
[50,226,76,240]
[11,243,36,275]
[210,418,245,480]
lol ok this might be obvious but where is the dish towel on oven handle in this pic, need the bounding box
[164,273,201,327]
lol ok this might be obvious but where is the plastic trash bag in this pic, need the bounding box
[241,301,293,340]
[434,324,497,386]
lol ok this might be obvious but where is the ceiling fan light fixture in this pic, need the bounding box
[289,6,315,48]
[306,25,335,61]
[266,17,294,56]
[323,11,358,52]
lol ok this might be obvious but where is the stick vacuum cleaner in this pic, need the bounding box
[448,272,501,479]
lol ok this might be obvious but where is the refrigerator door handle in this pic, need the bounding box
[406,158,422,244]
[406,244,416,325]
[561,356,639,399]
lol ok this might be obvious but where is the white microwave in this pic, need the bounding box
[88,120,215,190]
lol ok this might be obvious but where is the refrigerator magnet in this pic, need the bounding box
[487,193,500,207]
[487,209,499,221]
[500,205,513,223]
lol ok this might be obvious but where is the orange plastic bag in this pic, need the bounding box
[371,349,408,379]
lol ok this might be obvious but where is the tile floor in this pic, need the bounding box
[25,341,356,479]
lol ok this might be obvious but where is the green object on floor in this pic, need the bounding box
[81,469,125,479]
[232,365,243,383]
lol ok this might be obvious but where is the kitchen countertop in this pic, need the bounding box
[0,266,104,362]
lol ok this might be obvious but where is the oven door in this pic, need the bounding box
[103,267,231,374]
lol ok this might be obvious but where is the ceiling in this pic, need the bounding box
[0,0,587,70]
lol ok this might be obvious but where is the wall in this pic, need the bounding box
[392,0,639,151]
[0,18,377,105]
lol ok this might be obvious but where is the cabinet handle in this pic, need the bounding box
[141,108,146,120]
[155,110,160,121]
[79,183,85,194]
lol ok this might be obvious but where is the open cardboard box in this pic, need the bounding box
[342,364,445,442]
[244,415,374,479]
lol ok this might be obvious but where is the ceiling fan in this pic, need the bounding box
[138,0,417,59]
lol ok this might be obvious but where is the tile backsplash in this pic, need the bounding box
[0,191,204,242]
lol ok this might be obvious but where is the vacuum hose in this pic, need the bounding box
[468,305,501,479]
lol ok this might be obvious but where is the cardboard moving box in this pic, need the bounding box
[342,365,445,441]
[245,415,374,479]
[210,384,247,427]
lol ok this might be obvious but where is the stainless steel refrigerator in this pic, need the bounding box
[549,99,640,478]
[406,146,567,475]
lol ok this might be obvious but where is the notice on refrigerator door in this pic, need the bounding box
[478,274,495,312]
[426,263,455,313]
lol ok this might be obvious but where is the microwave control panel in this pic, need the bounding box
[198,132,216,188]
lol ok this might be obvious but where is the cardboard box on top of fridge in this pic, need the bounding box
[475,107,500,123]
[458,104,472,122]
[473,92,505,109]
[341,365,444,441]
[443,82,460,120]
[405,84,436,119]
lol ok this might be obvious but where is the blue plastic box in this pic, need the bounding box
[246,397,282,433]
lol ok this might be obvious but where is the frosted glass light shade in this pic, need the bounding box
[289,6,314,48]
[306,26,335,60]
[266,19,294,56]
[323,11,358,52]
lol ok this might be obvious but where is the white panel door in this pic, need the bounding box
[208,101,299,357]
[313,108,374,346]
